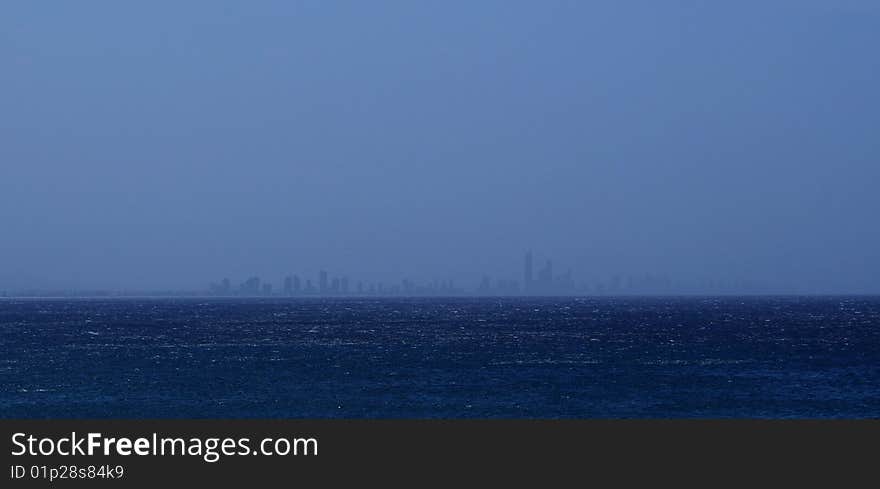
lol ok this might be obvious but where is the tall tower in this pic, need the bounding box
[524,250,533,293]
[319,270,328,295]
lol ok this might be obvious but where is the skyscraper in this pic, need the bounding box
[524,250,533,292]
[319,270,328,295]
[538,260,553,292]
[478,275,491,294]
[240,276,261,295]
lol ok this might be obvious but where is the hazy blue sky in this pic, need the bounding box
[2,1,879,292]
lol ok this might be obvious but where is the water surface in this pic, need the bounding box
[1,297,877,418]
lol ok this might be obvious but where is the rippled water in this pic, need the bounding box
[1,297,878,418]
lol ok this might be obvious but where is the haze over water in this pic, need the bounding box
[2,2,879,293]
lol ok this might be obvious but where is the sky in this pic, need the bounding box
[2,1,879,293]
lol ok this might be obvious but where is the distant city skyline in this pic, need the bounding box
[202,249,775,297]
[1,250,788,298]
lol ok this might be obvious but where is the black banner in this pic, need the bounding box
[2,420,877,486]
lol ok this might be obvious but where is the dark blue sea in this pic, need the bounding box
[1,297,878,418]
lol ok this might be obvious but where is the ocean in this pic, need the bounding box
[1,296,878,418]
